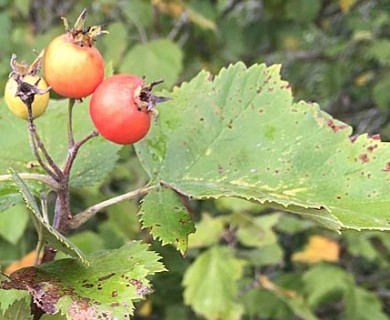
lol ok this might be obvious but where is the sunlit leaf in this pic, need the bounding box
[136,62,390,231]
[292,235,340,263]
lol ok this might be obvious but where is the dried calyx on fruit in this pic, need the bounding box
[139,79,171,113]
[5,52,50,120]
[61,8,108,47]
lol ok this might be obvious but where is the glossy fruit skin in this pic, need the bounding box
[89,74,152,145]
[44,34,104,99]
[5,75,49,119]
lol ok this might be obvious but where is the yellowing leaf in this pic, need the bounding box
[292,235,340,263]
[4,250,42,275]
[282,36,300,50]
[339,0,357,13]
[355,72,374,86]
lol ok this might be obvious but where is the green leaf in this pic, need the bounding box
[0,298,32,320]
[120,39,183,90]
[136,62,390,231]
[373,76,390,110]
[345,286,388,320]
[343,231,381,261]
[140,188,195,254]
[235,212,280,247]
[183,246,245,320]
[241,243,283,266]
[11,171,88,264]
[3,242,165,319]
[0,203,29,245]
[366,39,390,66]
[302,263,351,308]
[285,0,321,23]
[0,289,29,314]
[187,213,225,248]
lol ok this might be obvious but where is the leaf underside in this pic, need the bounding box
[136,62,390,231]
[11,171,87,264]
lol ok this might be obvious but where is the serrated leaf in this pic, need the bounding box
[140,188,195,254]
[183,246,245,320]
[136,62,390,231]
[2,242,165,319]
[120,39,183,90]
[11,171,87,264]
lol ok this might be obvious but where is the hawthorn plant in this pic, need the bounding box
[1,8,390,320]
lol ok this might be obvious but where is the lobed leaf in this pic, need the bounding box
[136,62,390,231]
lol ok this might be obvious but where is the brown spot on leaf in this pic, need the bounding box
[218,164,224,174]
[371,134,381,140]
[367,144,378,152]
[327,119,348,132]
[383,162,390,172]
[358,154,369,163]
[82,283,94,289]
[98,273,116,282]
[112,291,118,298]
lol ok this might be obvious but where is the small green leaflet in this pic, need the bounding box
[139,188,195,254]
[2,242,165,319]
[136,62,390,231]
[11,170,87,264]
[183,246,245,320]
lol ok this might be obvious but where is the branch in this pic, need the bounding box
[0,173,59,190]
[70,185,156,229]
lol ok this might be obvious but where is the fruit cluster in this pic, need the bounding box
[4,10,165,145]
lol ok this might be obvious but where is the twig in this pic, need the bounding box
[26,101,63,180]
[63,130,98,176]
[0,173,59,190]
[70,185,156,229]
[67,98,76,147]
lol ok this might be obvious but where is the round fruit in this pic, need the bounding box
[44,34,104,99]
[89,74,152,144]
[5,75,49,119]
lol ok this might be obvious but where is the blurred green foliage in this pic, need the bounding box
[1,0,390,319]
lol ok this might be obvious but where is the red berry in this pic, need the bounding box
[89,74,152,144]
